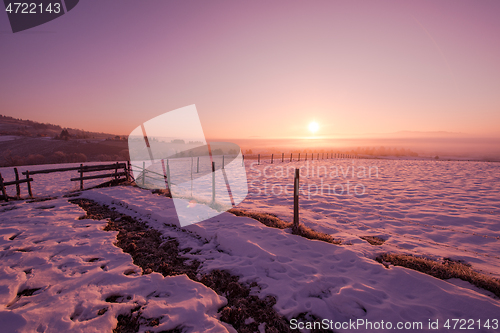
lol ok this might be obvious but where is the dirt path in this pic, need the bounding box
[70,198,312,333]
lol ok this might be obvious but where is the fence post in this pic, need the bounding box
[0,172,7,202]
[222,155,225,169]
[197,156,200,173]
[290,153,292,162]
[258,154,260,165]
[242,155,244,167]
[271,154,273,164]
[293,168,300,232]
[298,153,300,161]
[161,159,168,189]
[167,160,171,190]
[14,168,21,198]
[79,164,84,190]
[26,171,33,197]
[126,161,130,181]
[142,161,145,186]
[305,153,307,161]
[212,161,215,203]
[282,153,284,162]
[114,162,119,180]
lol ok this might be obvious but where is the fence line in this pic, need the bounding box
[248,151,359,165]
[1,150,359,202]
[1,162,129,201]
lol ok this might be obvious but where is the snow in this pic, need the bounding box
[1,158,500,332]
[240,159,500,278]
[79,184,500,332]
[129,153,248,227]
[0,135,22,142]
[0,198,231,333]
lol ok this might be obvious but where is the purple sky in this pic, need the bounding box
[1,0,499,139]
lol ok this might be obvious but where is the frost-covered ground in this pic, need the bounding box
[0,197,231,333]
[1,159,500,332]
[241,159,500,278]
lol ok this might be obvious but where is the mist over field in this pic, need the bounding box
[225,133,500,161]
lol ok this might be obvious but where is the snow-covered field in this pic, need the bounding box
[1,158,500,332]
[241,159,500,279]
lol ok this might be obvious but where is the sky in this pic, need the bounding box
[1,0,499,141]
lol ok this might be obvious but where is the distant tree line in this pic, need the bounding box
[0,114,122,140]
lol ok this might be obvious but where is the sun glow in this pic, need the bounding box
[308,121,319,134]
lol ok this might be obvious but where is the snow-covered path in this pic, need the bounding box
[0,197,231,333]
[80,186,500,332]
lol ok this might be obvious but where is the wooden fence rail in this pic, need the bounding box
[21,163,127,176]
[0,162,130,201]
[69,162,128,190]
[70,171,128,182]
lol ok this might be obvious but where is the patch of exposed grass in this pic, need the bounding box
[71,198,199,280]
[228,208,291,229]
[228,208,341,245]
[360,236,385,246]
[71,199,303,333]
[376,253,500,298]
[200,270,295,333]
[292,224,341,245]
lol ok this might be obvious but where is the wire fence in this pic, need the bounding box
[242,152,359,164]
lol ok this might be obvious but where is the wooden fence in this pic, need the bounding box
[0,162,129,202]
[1,151,357,202]
[0,167,32,202]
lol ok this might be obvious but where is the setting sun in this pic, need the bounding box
[308,121,319,134]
